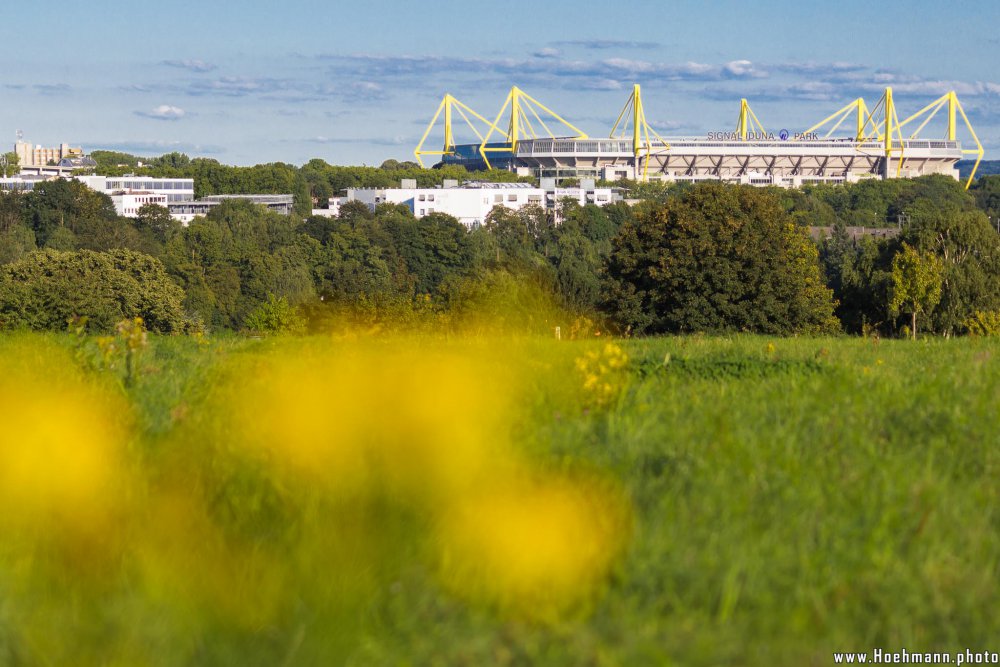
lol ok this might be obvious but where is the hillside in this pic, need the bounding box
[959,159,1000,178]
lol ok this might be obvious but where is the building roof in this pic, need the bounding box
[58,156,97,168]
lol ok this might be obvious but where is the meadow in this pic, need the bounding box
[0,331,998,666]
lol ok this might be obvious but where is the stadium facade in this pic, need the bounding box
[414,85,983,189]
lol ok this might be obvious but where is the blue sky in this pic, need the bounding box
[3,0,999,166]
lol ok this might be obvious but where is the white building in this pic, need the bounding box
[167,194,295,225]
[347,180,622,228]
[0,174,52,192]
[311,197,345,218]
[348,182,544,228]
[109,191,168,217]
[541,178,619,211]
[76,175,195,204]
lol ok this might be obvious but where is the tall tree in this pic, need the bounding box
[889,243,944,339]
[897,201,1000,334]
[0,152,19,178]
[0,249,186,333]
[603,182,838,335]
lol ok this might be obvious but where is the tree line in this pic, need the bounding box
[2,157,1000,337]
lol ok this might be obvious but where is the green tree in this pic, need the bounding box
[818,224,892,333]
[75,217,143,252]
[382,211,474,295]
[971,175,1000,227]
[0,151,19,177]
[44,225,78,250]
[443,268,562,335]
[484,204,547,268]
[897,200,1000,334]
[244,293,306,334]
[0,223,37,265]
[89,150,142,173]
[889,243,944,339]
[135,203,181,246]
[0,249,186,333]
[0,191,23,233]
[23,178,119,246]
[0,192,36,265]
[603,182,838,335]
[543,204,622,312]
[553,229,602,311]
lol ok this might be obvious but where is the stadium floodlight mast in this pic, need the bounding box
[804,87,983,189]
[413,94,499,169]
[735,98,767,141]
[609,84,672,182]
[896,91,984,189]
[478,86,588,169]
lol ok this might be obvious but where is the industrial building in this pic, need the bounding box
[415,86,984,189]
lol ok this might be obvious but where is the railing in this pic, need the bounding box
[516,138,961,155]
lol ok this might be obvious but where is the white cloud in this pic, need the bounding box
[581,78,624,91]
[723,60,766,78]
[136,105,186,120]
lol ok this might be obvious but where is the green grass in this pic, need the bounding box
[1,333,999,665]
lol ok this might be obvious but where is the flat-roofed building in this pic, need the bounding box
[76,175,195,203]
[167,194,295,225]
[15,140,83,167]
[347,180,621,228]
[348,182,544,228]
[0,174,52,192]
[109,191,168,217]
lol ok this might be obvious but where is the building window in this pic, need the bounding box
[507,194,517,202]
[427,194,434,201]
[419,194,426,201]
[494,194,503,203]
[419,209,424,215]
[428,208,434,213]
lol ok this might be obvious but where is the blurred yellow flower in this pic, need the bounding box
[0,339,128,539]
[207,341,516,507]
[575,342,629,408]
[437,472,630,621]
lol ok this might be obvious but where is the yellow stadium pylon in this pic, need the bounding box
[735,99,766,140]
[479,87,588,169]
[897,91,984,189]
[413,94,498,168]
[609,84,671,181]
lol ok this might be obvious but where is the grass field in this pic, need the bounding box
[0,331,998,666]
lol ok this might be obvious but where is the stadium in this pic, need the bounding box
[414,85,984,189]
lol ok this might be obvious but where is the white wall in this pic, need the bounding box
[348,185,547,228]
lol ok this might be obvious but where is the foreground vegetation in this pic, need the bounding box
[2,330,998,665]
